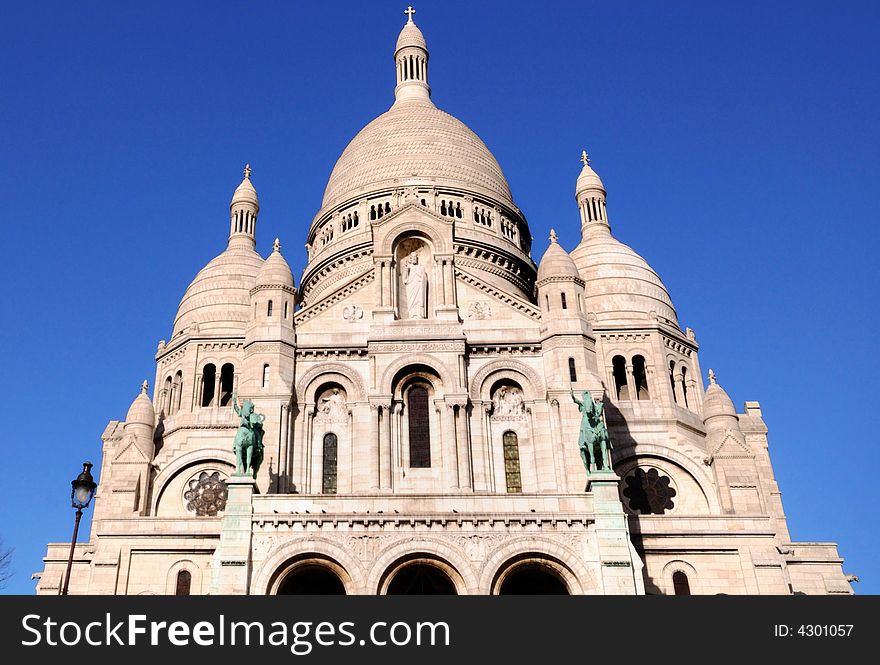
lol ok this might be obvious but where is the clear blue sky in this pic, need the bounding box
[0,1,877,594]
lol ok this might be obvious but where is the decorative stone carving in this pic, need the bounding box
[403,249,427,319]
[317,388,348,422]
[467,301,492,319]
[184,471,228,516]
[492,386,525,417]
[343,304,364,322]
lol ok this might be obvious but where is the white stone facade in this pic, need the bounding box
[37,11,852,596]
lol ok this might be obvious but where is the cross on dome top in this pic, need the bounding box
[243,164,252,180]
[549,228,558,243]
[708,369,717,384]
[141,379,149,394]
[273,237,281,252]
[404,5,416,22]
[581,150,590,167]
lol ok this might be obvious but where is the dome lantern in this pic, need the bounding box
[576,150,608,234]
[229,164,259,249]
[394,6,431,104]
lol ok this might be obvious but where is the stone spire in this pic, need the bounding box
[394,6,432,104]
[575,150,609,234]
[229,164,259,249]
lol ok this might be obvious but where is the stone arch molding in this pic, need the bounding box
[377,210,452,256]
[662,559,702,595]
[478,537,596,595]
[615,448,719,514]
[380,353,458,396]
[251,536,366,595]
[365,537,479,595]
[150,447,235,515]
[295,361,368,404]
[469,358,545,402]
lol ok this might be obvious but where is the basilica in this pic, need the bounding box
[37,10,852,595]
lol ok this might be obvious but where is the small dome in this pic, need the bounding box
[396,20,427,52]
[231,166,258,207]
[537,230,580,282]
[255,238,295,289]
[576,155,605,196]
[172,245,264,337]
[703,370,737,420]
[125,382,155,426]
[570,227,678,325]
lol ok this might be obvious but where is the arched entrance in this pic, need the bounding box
[381,556,461,595]
[274,559,348,595]
[386,563,456,595]
[493,556,573,595]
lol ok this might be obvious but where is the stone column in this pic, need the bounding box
[624,363,636,401]
[211,474,255,595]
[454,402,472,490]
[484,405,496,493]
[677,373,689,409]
[440,401,458,489]
[303,405,315,494]
[673,369,686,406]
[368,402,381,490]
[277,403,289,493]
[213,373,221,407]
[379,404,393,490]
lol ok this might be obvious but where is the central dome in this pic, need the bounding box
[321,99,513,209]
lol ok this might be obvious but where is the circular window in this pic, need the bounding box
[184,471,228,516]
[622,467,676,514]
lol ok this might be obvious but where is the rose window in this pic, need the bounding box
[184,471,228,516]
[622,467,676,514]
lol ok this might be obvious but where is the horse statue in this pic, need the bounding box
[232,391,265,478]
[570,389,612,473]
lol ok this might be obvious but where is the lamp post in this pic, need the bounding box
[61,461,97,596]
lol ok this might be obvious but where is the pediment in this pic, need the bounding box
[710,429,754,458]
[112,434,149,465]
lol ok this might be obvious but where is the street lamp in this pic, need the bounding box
[61,461,97,595]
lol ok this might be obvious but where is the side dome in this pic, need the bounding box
[172,245,264,337]
[320,101,514,211]
[703,370,737,420]
[125,382,155,426]
[570,227,678,325]
[537,230,580,282]
[255,238,295,289]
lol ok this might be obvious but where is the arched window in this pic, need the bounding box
[163,375,173,414]
[680,366,689,408]
[612,355,629,400]
[267,300,273,317]
[672,571,691,595]
[633,355,650,400]
[174,370,183,413]
[322,433,338,495]
[669,361,677,403]
[262,364,270,388]
[561,292,568,310]
[503,431,522,493]
[200,364,216,407]
[407,385,431,468]
[219,363,234,407]
[175,570,192,596]
[568,357,578,383]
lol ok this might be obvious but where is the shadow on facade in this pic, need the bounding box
[603,399,662,595]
